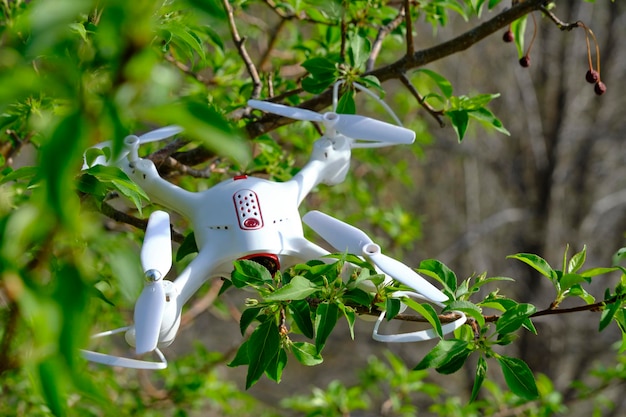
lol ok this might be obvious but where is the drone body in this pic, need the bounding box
[81,89,466,370]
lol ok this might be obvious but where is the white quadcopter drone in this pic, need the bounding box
[81,83,466,370]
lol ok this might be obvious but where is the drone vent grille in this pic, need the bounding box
[233,189,264,230]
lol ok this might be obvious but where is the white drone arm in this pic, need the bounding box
[121,156,197,219]
[289,136,352,205]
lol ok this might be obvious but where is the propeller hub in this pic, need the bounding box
[124,135,140,147]
[363,243,381,256]
[323,112,339,121]
[144,269,163,283]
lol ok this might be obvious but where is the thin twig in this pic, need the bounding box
[399,73,445,127]
[160,156,226,178]
[366,6,406,71]
[164,53,215,86]
[258,19,287,72]
[150,138,191,163]
[222,0,263,99]
[100,201,186,243]
[539,5,580,31]
[404,0,414,57]
[339,1,347,62]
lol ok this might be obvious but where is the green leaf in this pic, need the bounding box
[39,111,85,227]
[446,110,469,142]
[76,173,107,199]
[414,339,470,371]
[511,16,528,59]
[83,147,105,167]
[385,297,401,321]
[336,90,356,114]
[55,265,89,368]
[301,57,337,77]
[418,259,457,294]
[184,0,226,19]
[468,275,515,294]
[291,342,324,366]
[264,275,318,301]
[357,75,383,94]
[468,107,510,136]
[288,299,314,338]
[265,348,287,383]
[162,24,206,63]
[581,267,619,278]
[240,307,262,336]
[202,25,225,51]
[176,232,198,261]
[568,245,587,273]
[496,303,536,335]
[302,74,337,94]
[470,355,487,402]
[402,298,443,338]
[497,355,539,400]
[599,297,621,331]
[416,68,453,98]
[559,273,589,291]
[436,346,472,375]
[38,359,66,417]
[342,287,373,307]
[84,165,149,213]
[246,319,281,389]
[507,253,555,280]
[228,340,250,367]
[0,166,39,185]
[567,284,595,304]
[339,303,356,340]
[314,302,339,353]
[347,32,371,69]
[231,259,273,289]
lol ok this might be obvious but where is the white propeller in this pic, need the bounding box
[302,210,447,304]
[248,100,415,147]
[134,210,172,355]
[82,125,183,169]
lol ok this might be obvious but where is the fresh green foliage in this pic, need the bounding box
[413,70,509,141]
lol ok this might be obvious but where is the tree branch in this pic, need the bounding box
[399,73,445,127]
[366,5,405,72]
[223,0,263,99]
[245,0,547,138]
[404,0,414,57]
[100,201,186,244]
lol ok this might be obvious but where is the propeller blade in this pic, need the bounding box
[134,210,172,355]
[303,210,447,303]
[134,281,166,354]
[302,210,373,254]
[367,252,448,303]
[248,100,324,122]
[141,211,172,277]
[138,125,183,144]
[332,114,416,145]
